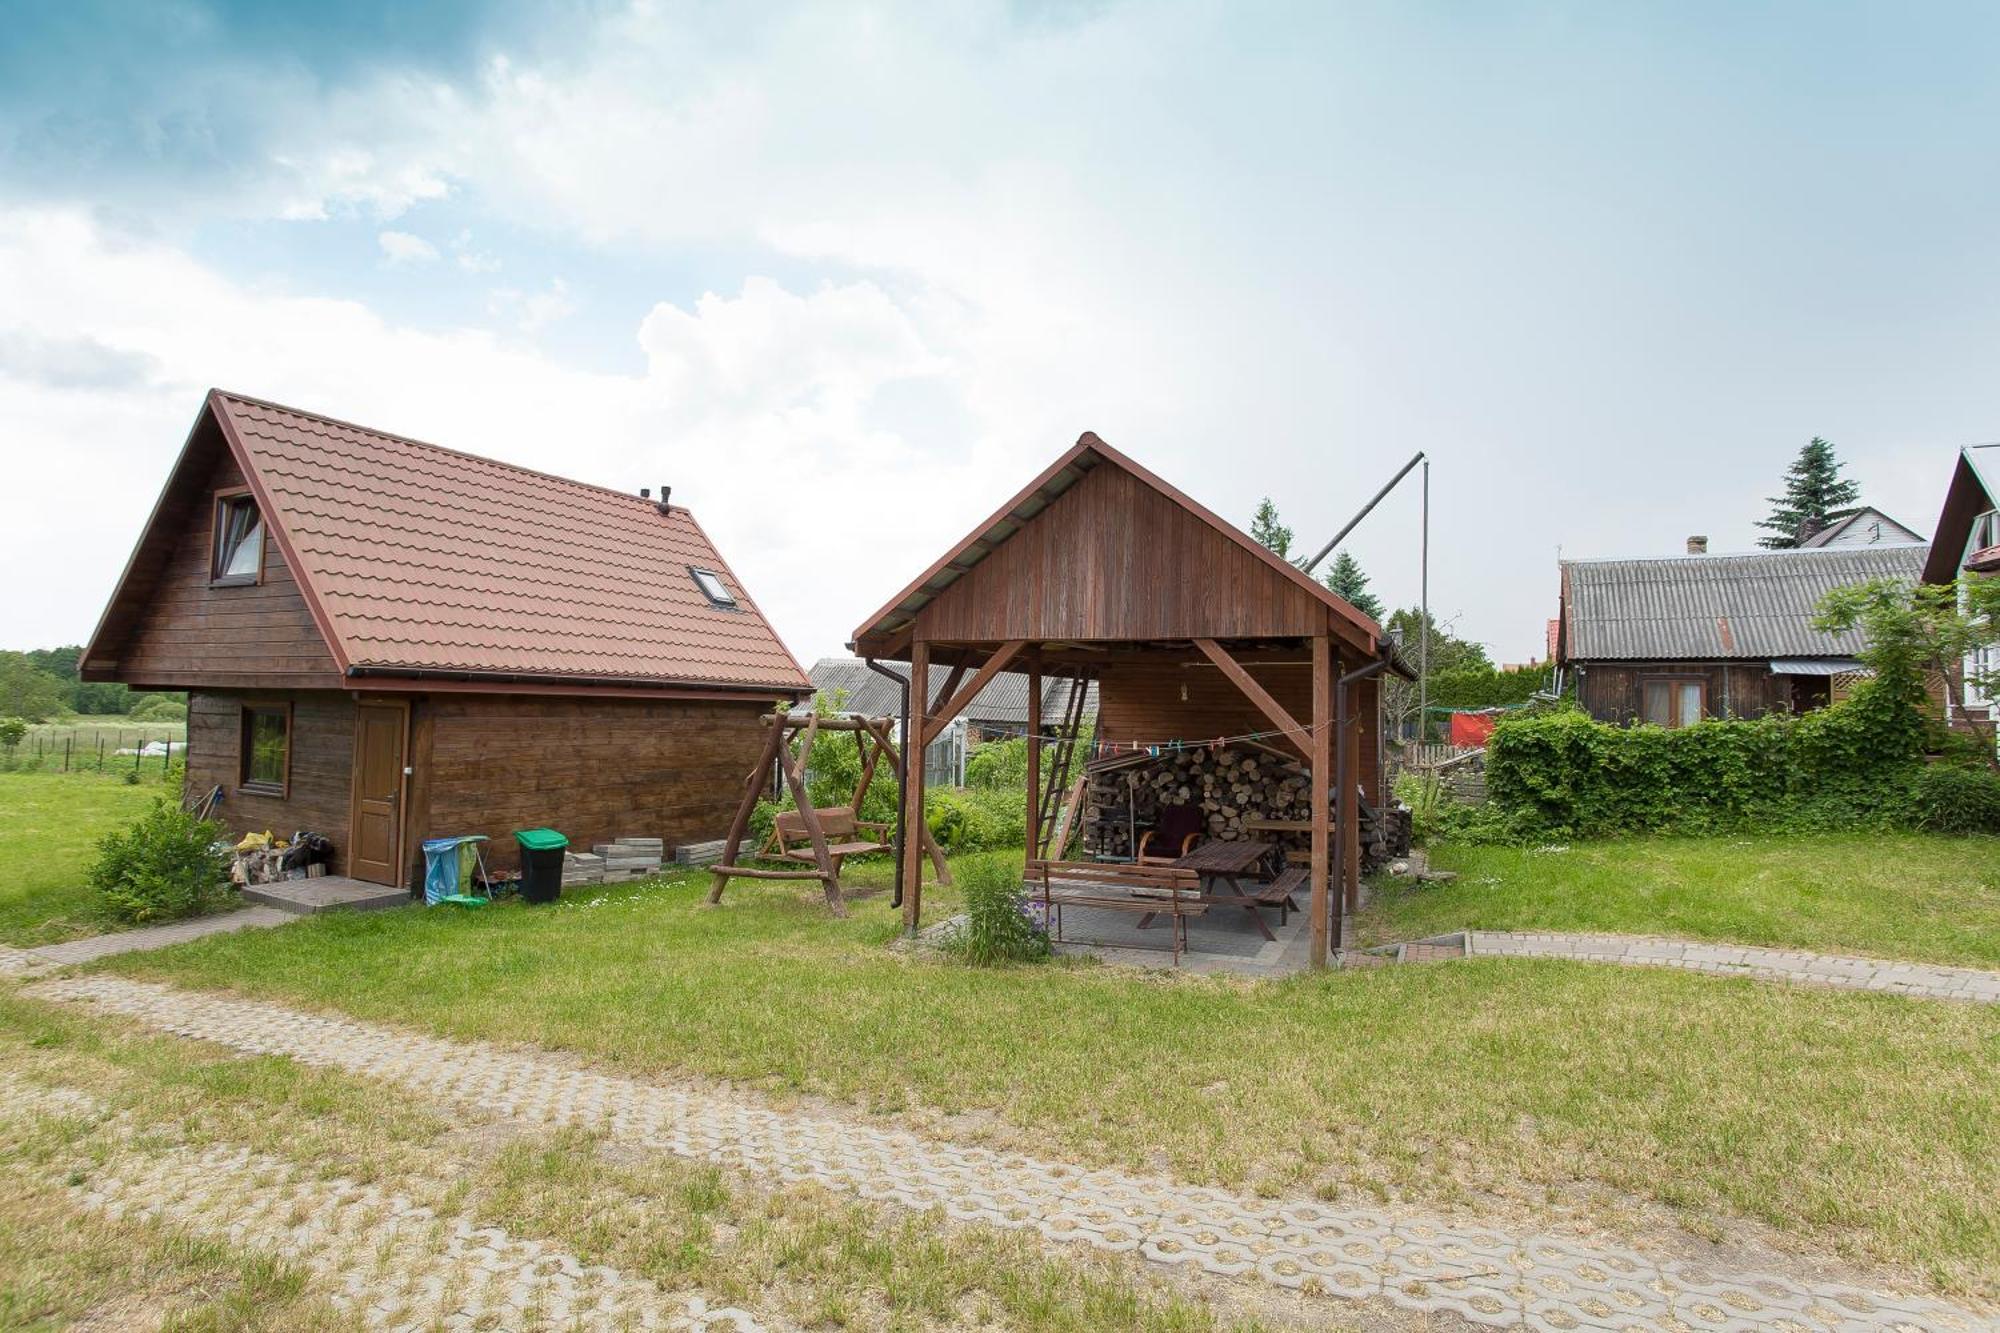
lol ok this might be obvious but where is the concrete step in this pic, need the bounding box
[242,876,411,915]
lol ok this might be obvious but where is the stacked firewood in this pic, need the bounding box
[1084,745,1405,869]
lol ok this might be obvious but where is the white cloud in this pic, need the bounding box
[0,208,1019,664]
[485,277,577,333]
[450,229,500,273]
[377,229,440,265]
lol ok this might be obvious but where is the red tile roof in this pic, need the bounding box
[211,390,809,694]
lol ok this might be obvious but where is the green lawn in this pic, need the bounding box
[111,854,2000,1294]
[1355,834,2000,967]
[0,771,165,946]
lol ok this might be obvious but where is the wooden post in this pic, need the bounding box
[1310,633,1332,967]
[901,640,929,933]
[775,738,847,917]
[708,715,790,904]
[1026,650,1042,864]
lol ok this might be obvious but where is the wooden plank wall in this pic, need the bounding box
[1574,662,1785,725]
[187,690,357,872]
[919,463,1329,643]
[1096,656,1383,802]
[414,695,772,877]
[111,444,343,691]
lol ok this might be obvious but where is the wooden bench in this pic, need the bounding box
[1029,859,1207,965]
[765,808,892,872]
[1248,866,1307,925]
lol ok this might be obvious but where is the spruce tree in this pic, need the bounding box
[1322,551,1385,620]
[1756,437,1861,549]
[1248,497,1292,558]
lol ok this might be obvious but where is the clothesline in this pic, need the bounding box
[922,717,1328,755]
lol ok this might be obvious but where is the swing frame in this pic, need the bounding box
[706,711,952,916]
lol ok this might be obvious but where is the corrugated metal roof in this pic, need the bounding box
[1562,545,1928,661]
[807,656,1096,726]
[211,391,810,692]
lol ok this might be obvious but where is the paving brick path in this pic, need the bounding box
[0,1070,766,1332]
[0,906,291,976]
[30,974,1988,1333]
[1466,932,2000,1003]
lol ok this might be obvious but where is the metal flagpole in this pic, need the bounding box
[1419,459,1429,741]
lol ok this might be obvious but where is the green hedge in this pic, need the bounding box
[1483,693,1999,840]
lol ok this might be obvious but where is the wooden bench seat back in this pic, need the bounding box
[774,807,859,841]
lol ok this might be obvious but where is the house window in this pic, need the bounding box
[1641,677,1705,728]
[689,567,737,608]
[239,703,290,795]
[212,494,264,584]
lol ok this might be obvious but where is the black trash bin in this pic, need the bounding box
[514,828,569,904]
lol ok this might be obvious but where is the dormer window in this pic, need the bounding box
[690,566,736,608]
[212,493,263,585]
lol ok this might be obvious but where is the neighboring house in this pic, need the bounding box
[1798,506,1925,549]
[1556,539,1929,726]
[81,389,811,888]
[806,656,1097,740]
[1921,443,2000,735]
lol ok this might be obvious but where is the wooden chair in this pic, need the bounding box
[764,807,892,875]
[1136,803,1205,865]
[1030,858,1207,964]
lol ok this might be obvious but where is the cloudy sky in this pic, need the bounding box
[4,1,1997,667]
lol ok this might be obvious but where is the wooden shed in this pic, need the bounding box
[81,390,811,890]
[851,432,1403,965]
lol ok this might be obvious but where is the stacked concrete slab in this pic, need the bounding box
[561,852,605,888]
[591,837,664,883]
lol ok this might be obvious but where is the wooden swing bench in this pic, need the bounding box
[764,807,893,870]
[708,710,950,917]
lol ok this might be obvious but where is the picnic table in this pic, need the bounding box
[1135,838,1293,942]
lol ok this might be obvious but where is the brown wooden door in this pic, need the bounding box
[348,702,408,885]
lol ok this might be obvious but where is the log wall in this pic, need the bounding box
[106,434,343,691]
[1096,656,1383,801]
[411,694,772,881]
[186,690,356,872]
[1574,662,1787,726]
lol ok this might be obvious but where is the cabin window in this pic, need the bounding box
[212,494,264,584]
[239,703,290,796]
[1640,677,1705,728]
[689,566,737,608]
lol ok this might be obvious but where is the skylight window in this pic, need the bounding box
[690,567,736,607]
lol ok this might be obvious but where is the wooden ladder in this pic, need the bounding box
[1035,669,1094,858]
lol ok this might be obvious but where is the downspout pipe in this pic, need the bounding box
[1331,647,1395,957]
[865,657,911,909]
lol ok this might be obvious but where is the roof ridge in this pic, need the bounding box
[1562,545,1927,567]
[213,388,681,514]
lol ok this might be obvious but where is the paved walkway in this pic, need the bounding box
[29,974,1987,1332]
[1465,932,2000,1003]
[0,906,291,976]
[0,1071,765,1332]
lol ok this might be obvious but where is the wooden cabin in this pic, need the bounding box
[1555,541,1928,726]
[850,432,1405,966]
[1921,444,2000,738]
[81,390,811,889]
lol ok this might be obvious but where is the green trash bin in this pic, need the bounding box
[514,828,569,904]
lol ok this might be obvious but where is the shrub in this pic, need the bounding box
[925,786,1026,853]
[89,800,231,924]
[1392,770,1448,842]
[1901,764,2000,836]
[965,736,1030,791]
[942,855,1049,965]
[0,717,24,751]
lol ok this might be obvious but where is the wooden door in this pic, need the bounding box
[348,701,409,885]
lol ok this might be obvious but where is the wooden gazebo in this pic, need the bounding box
[851,433,1408,967]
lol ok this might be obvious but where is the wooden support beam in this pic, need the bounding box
[901,640,930,932]
[921,639,1027,746]
[708,716,789,904]
[1310,633,1332,967]
[774,734,846,917]
[926,660,968,733]
[859,716,953,887]
[1191,638,1312,761]
[1026,650,1042,866]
